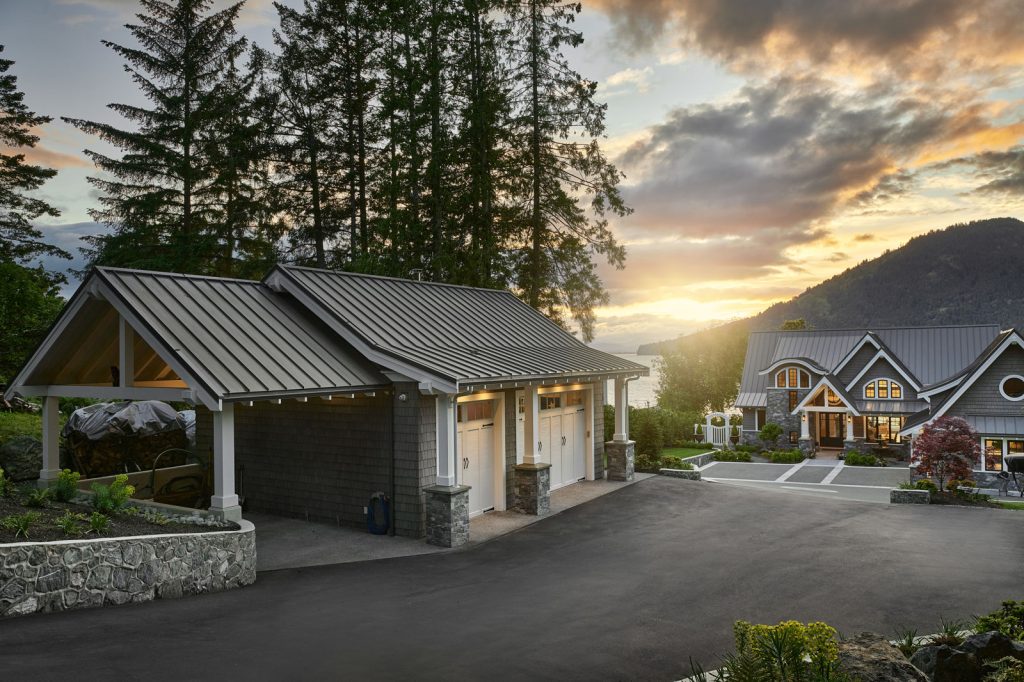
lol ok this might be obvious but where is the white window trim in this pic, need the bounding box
[976,436,1024,472]
[998,375,1024,402]
[863,378,904,401]
[775,368,811,389]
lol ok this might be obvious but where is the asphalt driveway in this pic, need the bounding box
[2,477,1022,681]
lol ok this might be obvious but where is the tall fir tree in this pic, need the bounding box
[0,45,69,266]
[201,50,281,278]
[65,0,248,274]
[266,0,349,268]
[504,0,630,341]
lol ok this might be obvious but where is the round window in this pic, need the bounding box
[1000,375,1024,401]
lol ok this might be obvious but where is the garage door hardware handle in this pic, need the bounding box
[463,457,469,469]
[561,436,566,446]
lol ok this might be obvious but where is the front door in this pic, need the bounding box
[817,413,844,448]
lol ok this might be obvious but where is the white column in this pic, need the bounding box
[613,377,629,443]
[584,383,595,480]
[435,394,457,486]
[523,384,541,464]
[210,403,241,520]
[800,411,810,439]
[39,396,61,484]
[845,412,854,441]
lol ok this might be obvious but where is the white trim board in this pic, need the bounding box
[845,349,921,393]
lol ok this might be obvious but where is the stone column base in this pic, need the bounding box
[514,463,551,516]
[605,440,635,481]
[798,438,815,457]
[424,485,470,548]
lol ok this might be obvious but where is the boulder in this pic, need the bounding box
[910,644,982,682]
[838,632,927,682]
[959,631,1024,663]
[0,436,42,481]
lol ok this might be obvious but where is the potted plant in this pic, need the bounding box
[694,423,704,443]
[729,424,740,446]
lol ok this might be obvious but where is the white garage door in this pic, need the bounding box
[458,401,496,517]
[539,393,586,490]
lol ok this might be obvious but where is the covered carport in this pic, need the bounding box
[4,266,388,521]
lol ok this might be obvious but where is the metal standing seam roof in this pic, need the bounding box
[855,400,929,415]
[737,325,1004,408]
[269,265,649,384]
[97,267,387,401]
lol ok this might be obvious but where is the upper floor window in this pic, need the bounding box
[776,367,810,388]
[999,375,1024,401]
[864,378,902,400]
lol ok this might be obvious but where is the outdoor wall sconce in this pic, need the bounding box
[398,393,407,402]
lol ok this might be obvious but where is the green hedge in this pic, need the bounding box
[635,453,695,472]
[714,450,753,462]
[766,449,804,464]
[844,451,885,467]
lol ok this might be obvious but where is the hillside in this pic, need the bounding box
[639,217,1024,354]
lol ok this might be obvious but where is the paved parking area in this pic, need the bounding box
[701,459,910,499]
[3,476,1020,682]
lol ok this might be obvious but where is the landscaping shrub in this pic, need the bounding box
[603,404,615,443]
[767,449,804,464]
[985,657,1024,682]
[88,511,109,535]
[697,620,846,681]
[91,473,135,514]
[892,627,920,658]
[976,601,1024,640]
[630,407,666,458]
[735,443,759,453]
[1,511,40,539]
[927,616,967,647]
[714,450,753,463]
[674,440,712,450]
[914,479,938,492]
[759,421,783,446]
[52,469,81,503]
[844,452,884,467]
[22,486,50,508]
[55,510,87,537]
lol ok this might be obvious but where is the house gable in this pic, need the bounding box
[834,338,880,384]
[949,343,1024,417]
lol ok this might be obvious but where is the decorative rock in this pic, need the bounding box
[0,521,255,618]
[891,489,930,504]
[910,644,982,682]
[0,436,42,481]
[837,632,927,682]
[959,631,1024,663]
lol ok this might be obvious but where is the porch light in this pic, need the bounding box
[801,413,807,422]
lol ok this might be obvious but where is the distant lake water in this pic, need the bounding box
[606,354,660,408]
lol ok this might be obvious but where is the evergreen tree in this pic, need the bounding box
[201,50,281,278]
[64,0,248,274]
[266,1,349,268]
[0,45,69,265]
[504,0,630,341]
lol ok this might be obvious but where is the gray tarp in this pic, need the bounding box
[62,401,186,442]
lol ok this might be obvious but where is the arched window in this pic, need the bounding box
[776,367,810,388]
[864,378,902,400]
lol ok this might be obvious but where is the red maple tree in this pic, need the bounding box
[912,416,980,491]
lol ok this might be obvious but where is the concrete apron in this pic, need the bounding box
[250,474,656,572]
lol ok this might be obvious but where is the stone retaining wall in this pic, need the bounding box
[681,452,715,468]
[890,489,930,504]
[0,520,255,618]
[660,468,701,480]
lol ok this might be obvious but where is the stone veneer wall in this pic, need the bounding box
[766,387,810,445]
[1,521,255,618]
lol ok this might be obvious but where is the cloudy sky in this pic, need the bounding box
[4,0,1024,351]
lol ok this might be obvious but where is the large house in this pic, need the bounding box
[736,324,1024,489]
[5,266,647,547]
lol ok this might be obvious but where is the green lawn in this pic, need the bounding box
[0,411,44,444]
[662,447,714,460]
[994,500,1024,511]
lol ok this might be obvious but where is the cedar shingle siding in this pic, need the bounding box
[836,345,877,385]
[196,393,436,538]
[849,356,907,398]
[953,345,1024,417]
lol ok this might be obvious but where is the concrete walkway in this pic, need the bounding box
[700,458,910,503]
[250,473,655,570]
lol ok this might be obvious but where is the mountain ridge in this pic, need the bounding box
[638,216,1024,354]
